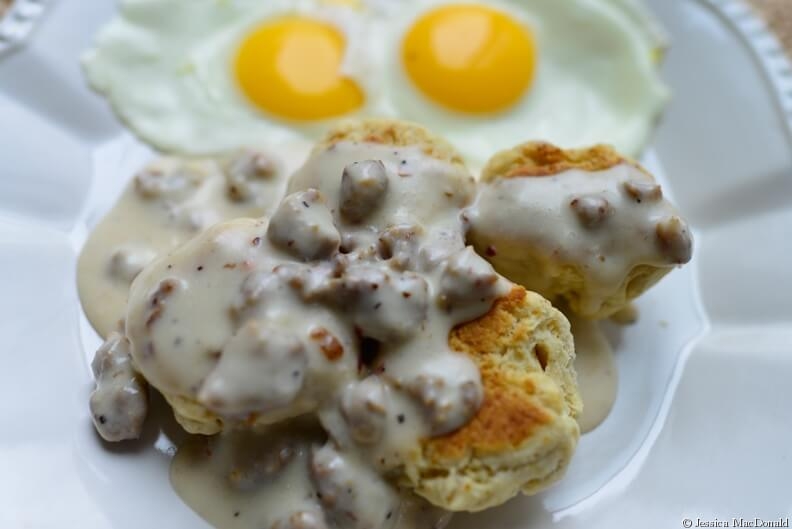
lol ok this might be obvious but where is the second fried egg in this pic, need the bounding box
[385,0,668,163]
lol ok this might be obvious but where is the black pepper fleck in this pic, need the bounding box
[98,415,107,424]
[302,201,310,208]
[233,511,240,518]
[197,265,204,271]
[397,414,405,424]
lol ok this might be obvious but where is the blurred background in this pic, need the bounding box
[751,0,792,53]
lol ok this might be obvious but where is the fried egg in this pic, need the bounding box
[83,0,374,153]
[385,0,668,162]
[83,0,667,163]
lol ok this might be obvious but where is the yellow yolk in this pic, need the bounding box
[402,4,537,114]
[235,16,364,121]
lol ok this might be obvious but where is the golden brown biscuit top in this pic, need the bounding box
[315,118,465,167]
[469,139,692,320]
[481,142,646,181]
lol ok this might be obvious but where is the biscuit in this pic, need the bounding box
[402,286,580,511]
[469,142,692,319]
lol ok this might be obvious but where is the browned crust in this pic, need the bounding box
[423,366,552,461]
[450,286,546,354]
[315,118,465,167]
[481,142,647,182]
[422,287,565,461]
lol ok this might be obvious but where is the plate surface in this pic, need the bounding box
[0,1,790,528]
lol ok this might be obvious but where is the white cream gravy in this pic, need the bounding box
[80,141,642,526]
[466,163,693,317]
[78,149,292,338]
[170,422,451,529]
[124,144,503,437]
[566,314,618,434]
[119,142,509,527]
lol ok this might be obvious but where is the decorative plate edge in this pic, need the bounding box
[704,0,792,138]
[0,0,50,57]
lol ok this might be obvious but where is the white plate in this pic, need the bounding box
[1,1,790,528]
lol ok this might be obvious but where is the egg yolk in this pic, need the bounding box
[402,4,537,114]
[235,16,364,121]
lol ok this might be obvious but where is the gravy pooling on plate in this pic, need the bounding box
[170,420,452,529]
[78,149,294,338]
[567,315,618,434]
